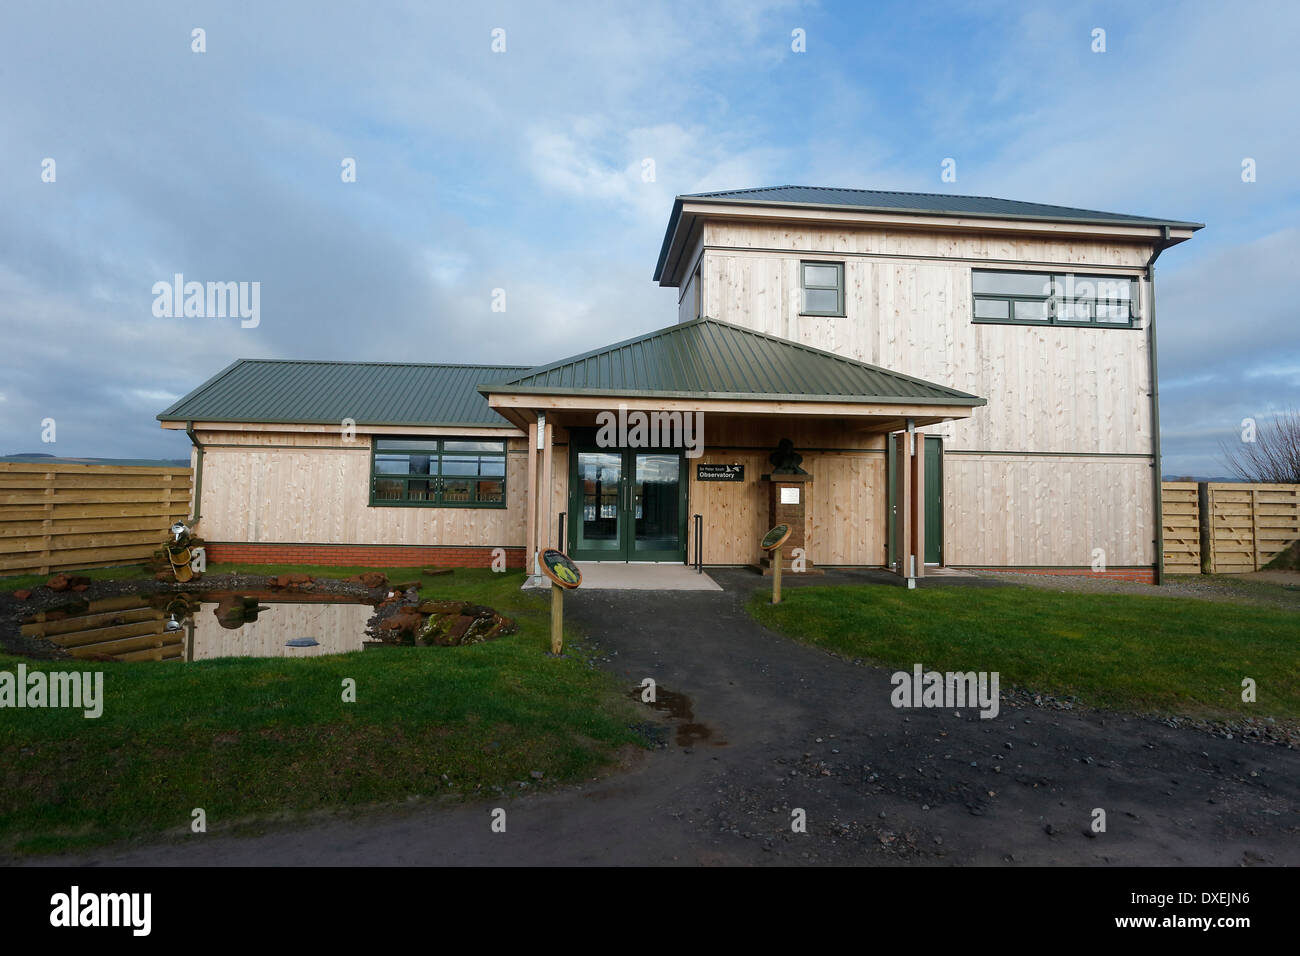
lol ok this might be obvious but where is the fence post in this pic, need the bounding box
[1250,487,1260,571]
[1197,482,1211,575]
[40,472,54,575]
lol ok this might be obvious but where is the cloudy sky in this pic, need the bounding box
[1,0,1295,475]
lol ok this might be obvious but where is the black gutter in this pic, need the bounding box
[1146,226,1172,584]
[185,421,203,522]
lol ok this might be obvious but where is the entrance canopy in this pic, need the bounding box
[479,318,985,581]
[479,317,985,432]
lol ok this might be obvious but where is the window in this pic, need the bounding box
[801,261,845,316]
[972,270,1139,327]
[371,438,507,507]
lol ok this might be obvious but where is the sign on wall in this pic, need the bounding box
[697,464,744,482]
[780,486,801,505]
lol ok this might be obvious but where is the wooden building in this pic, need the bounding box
[159,186,1202,583]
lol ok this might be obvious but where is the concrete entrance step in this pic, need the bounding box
[523,562,722,591]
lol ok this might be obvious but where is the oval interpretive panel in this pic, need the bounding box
[540,548,582,589]
[761,524,792,552]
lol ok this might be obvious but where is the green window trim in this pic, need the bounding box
[800,260,845,317]
[369,437,507,509]
[971,269,1140,328]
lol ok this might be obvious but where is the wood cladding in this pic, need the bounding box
[195,429,527,548]
[699,223,1154,456]
[690,218,1162,569]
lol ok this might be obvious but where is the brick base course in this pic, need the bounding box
[965,567,1157,584]
[203,542,526,570]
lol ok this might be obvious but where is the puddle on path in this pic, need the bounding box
[20,590,377,662]
[628,685,727,747]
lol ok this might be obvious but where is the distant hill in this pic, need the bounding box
[1,454,190,468]
[1162,475,1243,483]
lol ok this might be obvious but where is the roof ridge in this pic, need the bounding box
[684,184,1182,219]
[231,358,532,370]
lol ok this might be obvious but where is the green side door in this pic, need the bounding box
[923,436,942,564]
[887,435,943,566]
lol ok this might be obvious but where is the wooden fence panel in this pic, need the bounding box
[1162,480,1300,574]
[1161,481,1201,574]
[1251,484,1300,569]
[0,463,192,575]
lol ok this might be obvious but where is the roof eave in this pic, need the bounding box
[678,194,1205,232]
[654,197,1204,284]
[157,415,518,428]
[653,196,686,283]
[482,385,985,407]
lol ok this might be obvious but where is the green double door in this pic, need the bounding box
[569,444,687,562]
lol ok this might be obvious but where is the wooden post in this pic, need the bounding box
[772,547,782,604]
[540,422,554,550]
[1250,487,1260,571]
[912,435,926,579]
[550,583,563,654]
[894,432,912,582]
[1197,482,1211,575]
[40,475,54,575]
[525,422,538,576]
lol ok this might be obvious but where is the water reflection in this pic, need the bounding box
[20,591,377,662]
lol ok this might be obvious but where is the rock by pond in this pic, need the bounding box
[374,598,516,647]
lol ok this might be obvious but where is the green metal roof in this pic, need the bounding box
[655,185,1204,281]
[482,318,985,407]
[158,359,530,427]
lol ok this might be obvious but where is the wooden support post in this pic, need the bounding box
[540,422,554,550]
[525,422,538,576]
[894,432,912,583]
[912,434,926,579]
[772,547,782,604]
[550,583,563,654]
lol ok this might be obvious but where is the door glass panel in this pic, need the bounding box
[633,453,680,554]
[576,452,622,552]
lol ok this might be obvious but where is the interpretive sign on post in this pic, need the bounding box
[761,524,792,604]
[538,548,581,654]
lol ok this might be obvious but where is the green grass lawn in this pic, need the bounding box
[0,564,641,856]
[748,584,1299,720]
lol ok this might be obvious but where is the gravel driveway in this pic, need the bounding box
[27,568,1300,867]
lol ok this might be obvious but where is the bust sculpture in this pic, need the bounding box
[769,438,808,475]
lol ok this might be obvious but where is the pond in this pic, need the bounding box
[20,590,379,662]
